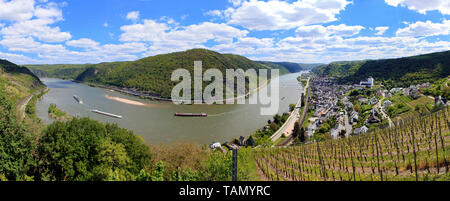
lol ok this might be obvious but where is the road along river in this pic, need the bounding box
[36,72,306,144]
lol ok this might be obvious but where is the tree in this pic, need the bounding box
[299,127,306,142]
[273,114,281,125]
[292,123,300,138]
[269,122,279,131]
[0,93,36,181]
[36,118,152,181]
[289,104,296,112]
[301,93,305,107]
[151,161,165,181]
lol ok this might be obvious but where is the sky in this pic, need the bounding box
[0,0,449,64]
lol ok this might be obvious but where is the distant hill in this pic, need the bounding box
[27,64,93,80]
[0,59,44,102]
[25,49,321,99]
[74,49,279,98]
[257,61,321,73]
[313,51,450,87]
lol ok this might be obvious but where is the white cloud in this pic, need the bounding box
[120,19,170,42]
[295,24,364,38]
[295,25,328,38]
[326,24,365,37]
[374,26,389,35]
[385,0,450,15]
[0,18,72,42]
[126,11,140,21]
[34,2,62,21]
[0,0,35,21]
[229,0,243,7]
[120,19,248,52]
[396,20,450,37]
[102,42,147,54]
[0,51,38,64]
[219,0,351,31]
[165,22,248,44]
[211,37,274,55]
[205,9,223,17]
[66,38,99,49]
[0,1,71,43]
[0,36,40,51]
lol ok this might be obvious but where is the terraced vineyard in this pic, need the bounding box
[254,107,450,181]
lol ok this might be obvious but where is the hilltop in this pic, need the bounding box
[313,50,450,87]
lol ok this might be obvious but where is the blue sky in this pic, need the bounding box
[0,0,449,64]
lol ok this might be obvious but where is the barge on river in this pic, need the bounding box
[91,109,123,119]
[73,95,83,104]
[175,113,207,117]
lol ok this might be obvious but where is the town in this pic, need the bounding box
[210,73,449,151]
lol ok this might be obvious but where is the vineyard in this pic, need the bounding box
[254,107,450,181]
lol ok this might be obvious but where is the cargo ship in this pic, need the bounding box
[91,109,123,119]
[175,113,207,117]
[73,95,83,104]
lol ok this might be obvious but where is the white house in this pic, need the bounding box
[369,97,378,105]
[360,77,374,88]
[209,142,222,150]
[383,100,392,108]
[354,126,368,135]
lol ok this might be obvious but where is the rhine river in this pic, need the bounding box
[36,72,305,144]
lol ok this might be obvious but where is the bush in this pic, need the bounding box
[36,118,152,181]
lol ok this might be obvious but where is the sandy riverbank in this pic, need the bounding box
[105,95,168,108]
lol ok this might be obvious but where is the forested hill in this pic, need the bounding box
[257,61,321,73]
[74,49,281,98]
[313,50,450,87]
[0,59,44,102]
[0,59,42,81]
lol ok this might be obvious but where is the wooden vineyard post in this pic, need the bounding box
[411,125,418,181]
[374,134,383,181]
[232,148,238,181]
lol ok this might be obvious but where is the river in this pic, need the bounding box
[36,72,305,144]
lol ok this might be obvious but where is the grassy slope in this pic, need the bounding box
[0,59,46,135]
[0,59,45,103]
[313,50,450,87]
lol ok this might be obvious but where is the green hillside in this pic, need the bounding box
[75,49,275,98]
[313,50,450,87]
[0,59,44,102]
[312,60,365,77]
